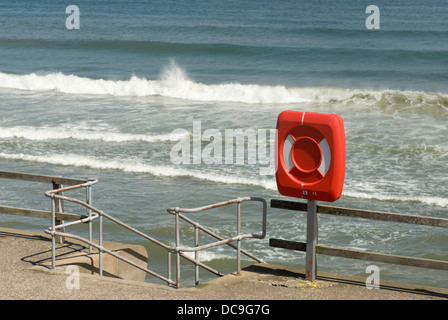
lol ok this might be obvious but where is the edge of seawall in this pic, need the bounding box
[1,226,447,300]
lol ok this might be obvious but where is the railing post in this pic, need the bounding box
[52,181,65,244]
[175,208,181,288]
[194,223,199,285]
[86,182,93,253]
[51,197,56,269]
[99,212,103,276]
[167,252,172,286]
[305,200,318,281]
[237,200,242,274]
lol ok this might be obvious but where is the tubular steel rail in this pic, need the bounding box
[44,179,178,287]
[44,178,267,288]
[270,199,448,281]
[2,170,447,287]
[167,197,267,287]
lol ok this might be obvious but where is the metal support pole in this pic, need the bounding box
[236,201,242,274]
[51,197,56,269]
[99,214,103,276]
[52,182,65,244]
[175,209,181,288]
[167,252,172,286]
[194,224,199,285]
[86,184,93,253]
[305,200,318,281]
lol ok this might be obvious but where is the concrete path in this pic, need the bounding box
[1,227,447,300]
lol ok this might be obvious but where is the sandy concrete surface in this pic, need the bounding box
[1,227,447,301]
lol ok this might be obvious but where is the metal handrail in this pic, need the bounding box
[44,180,177,287]
[45,181,267,288]
[167,197,267,287]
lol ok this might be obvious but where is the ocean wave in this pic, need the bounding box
[348,143,448,161]
[342,190,448,209]
[180,250,236,262]
[0,125,188,143]
[0,62,447,112]
[0,38,264,55]
[0,150,446,208]
[0,152,277,190]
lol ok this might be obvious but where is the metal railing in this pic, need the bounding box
[270,199,448,281]
[44,179,178,287]
[167,197,267,287]
[2,170,447,287]
[0,170,267,288]
[44,178,267,288]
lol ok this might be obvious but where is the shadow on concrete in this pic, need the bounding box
[244,263,448,300]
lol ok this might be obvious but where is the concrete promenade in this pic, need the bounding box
[1,226,447,300]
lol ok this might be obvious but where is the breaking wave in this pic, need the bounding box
[342,190,448,209]
[0,152,277,191]
[0,151,446,208]
[0,61,447,113]
[0,125,188,143]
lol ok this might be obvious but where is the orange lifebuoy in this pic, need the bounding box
[275,110,346,202]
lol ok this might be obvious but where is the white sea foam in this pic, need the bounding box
[0,125,188,143]
[1,62,447,108]
[0,152,277,190]
[181,250,236,262]
[1,150,446,208]
[342,190,448,208]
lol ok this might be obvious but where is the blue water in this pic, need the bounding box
[0,0,447,288]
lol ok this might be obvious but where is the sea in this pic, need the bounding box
[0,0,447,289]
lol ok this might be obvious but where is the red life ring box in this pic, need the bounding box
[275,110,346,202]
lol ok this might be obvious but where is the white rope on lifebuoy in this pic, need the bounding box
[283,134,295,172]
[318,138,331,176]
